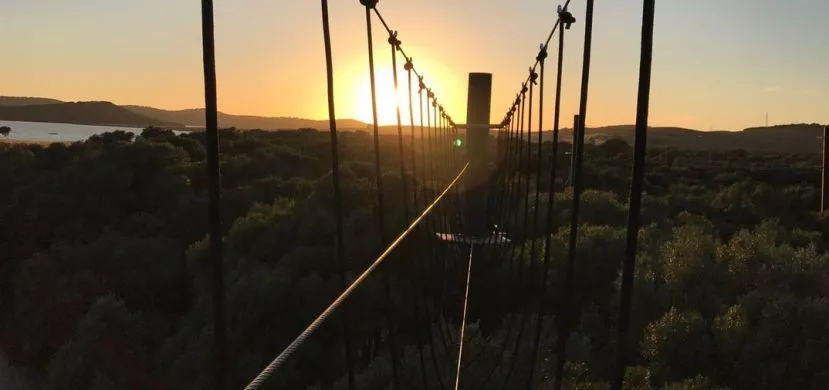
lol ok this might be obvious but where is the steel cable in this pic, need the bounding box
[527,10,567,388]
[198,1,226,388]
[613,1,656,388]
[243,164,470,390]
[321,1,356,388]
[554,1,595,388]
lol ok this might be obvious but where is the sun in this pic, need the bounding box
[355,68,412,126]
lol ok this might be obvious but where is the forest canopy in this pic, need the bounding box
[0,127,828,389]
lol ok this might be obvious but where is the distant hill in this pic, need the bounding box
[0,102,180,127]
[534,123,825,154]
[0,96,823,153]
[123,105,367,131]
[0,96,65,107]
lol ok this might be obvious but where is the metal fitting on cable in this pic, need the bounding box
[388,30,401,47]
[521,82,528,95]
[537,44,548,62]
[529,68,539,84]
[360,0,378,9]
[404,58,413,71]
[418,76,426,91]
[558,5,576,29]
[427,89,435,100]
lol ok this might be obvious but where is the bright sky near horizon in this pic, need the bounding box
[1,0,827,131]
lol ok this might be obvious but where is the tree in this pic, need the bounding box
[643,308,712,385]
[47,295,157,390]
[0,126,10,137]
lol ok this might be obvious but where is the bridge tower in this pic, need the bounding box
[465,73,493,237]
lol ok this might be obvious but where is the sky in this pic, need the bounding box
[1,0,827,131]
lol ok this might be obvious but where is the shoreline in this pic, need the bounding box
[0,138,69,146]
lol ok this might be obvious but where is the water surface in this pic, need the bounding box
[0,120,165,143]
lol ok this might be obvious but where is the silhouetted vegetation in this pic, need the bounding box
[0,126,10,137]
[0,128,827,389]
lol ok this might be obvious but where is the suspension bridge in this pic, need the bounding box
[198,0,659,388]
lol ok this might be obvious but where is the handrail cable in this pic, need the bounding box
[243,163,470,390]
[453,245,476,390]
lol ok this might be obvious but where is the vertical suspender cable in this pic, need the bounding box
[199,1,225,389]
[420,81,450,390]
[406,62,420,216]
[426,90,454,368]
[554,1,594,389]
[526,41,550,388]
[528,11,569,387]
[474,111,521,390]
[526,66,541,277]
[516,84,530,279]
[361,2,400,386]
[404,60,430,390]
[501,71,537,390]
[390,33,410,224]
[509,91,526,276]
[322,2,356,388]
[500,108,519,233]
[613,1,655,389]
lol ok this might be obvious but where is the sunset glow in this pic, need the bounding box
[0,0,826,130]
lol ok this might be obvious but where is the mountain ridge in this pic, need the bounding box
[122,105,367,131]
[0,96,824,153]
[0,101,180,127]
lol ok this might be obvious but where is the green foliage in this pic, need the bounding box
[2,128,829,389]
[643,308,712,385]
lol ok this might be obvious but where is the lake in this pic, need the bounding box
[0,120,183,143]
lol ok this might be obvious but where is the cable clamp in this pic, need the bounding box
[537,43,548,62]
[558,5,576,29]
[388,30,401,47]
[360,0,378,9]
